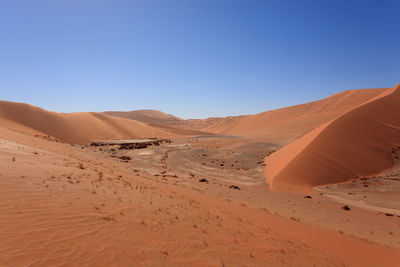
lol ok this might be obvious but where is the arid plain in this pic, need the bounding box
[1,84,400,266]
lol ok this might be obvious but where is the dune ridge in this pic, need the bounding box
[103,88,386,145]
[103,109,183,126]
[204,88,388,144]
[266,84,400,192]
[2,87,385,146]
[0,101,174,144]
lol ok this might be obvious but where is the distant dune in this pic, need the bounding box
[266,84,400,192]
[103,109,213,136]
[103,109,246,135]
[0,101,175,144]
[103,109,183,126]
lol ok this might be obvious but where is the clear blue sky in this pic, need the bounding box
[0,0,399,119]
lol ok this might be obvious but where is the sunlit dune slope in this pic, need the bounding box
[0,101,171,144]
[266,84,400,192]
[205,88,388,144]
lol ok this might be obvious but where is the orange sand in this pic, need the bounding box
[266,84,400,192]
[0,101,181,143]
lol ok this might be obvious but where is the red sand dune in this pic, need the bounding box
[204,88,388,144]
[103,109,213,136]
[103,109,183,126]
[104,109,248,135]
[0,101,173,144]
[266,84,400,192]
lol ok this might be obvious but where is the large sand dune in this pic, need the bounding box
[266,84,400,192]
[204,88,388,144]
[0,101,173,144]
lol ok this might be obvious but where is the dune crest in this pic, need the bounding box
[0,101,173,143]
[203,88,388,144]
[266,84,400,192]
[103,89,387,145]
[103,109,183,126]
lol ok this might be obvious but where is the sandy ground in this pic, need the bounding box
[315,159,400,216]
[1,128,400,266]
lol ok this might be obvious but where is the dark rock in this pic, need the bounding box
[342,205,351,211]
[119,143,152,150]
[229,185,241,190]
[119,156,131,161]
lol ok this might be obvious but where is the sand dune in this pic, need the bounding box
[100,88,387,146]
[0,101,174,144]
[103,109,183,126]
[104,109,248,134]
[103,109,216,136]
[266,84,400,192]
[204,88,388,144]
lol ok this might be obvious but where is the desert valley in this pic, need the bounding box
[1,84,400,266]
